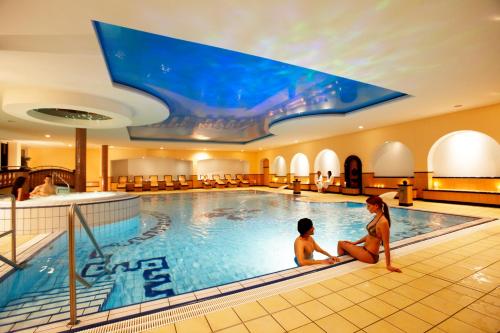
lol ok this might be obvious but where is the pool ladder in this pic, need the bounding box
[67,202,110,326]
[0,194,23,269]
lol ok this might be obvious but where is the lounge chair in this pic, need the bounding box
[133,176,143,191]
[202,175,212,189]
[164,175,174,191]
[149,175,159,191]
[117,176,128,191]
[213,175,226,188]
[178,175,189,190]
[224,174,238,187]
[236,174,250,187]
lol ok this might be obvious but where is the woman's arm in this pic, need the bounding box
[17,188,23,201]
[379,221,401,273]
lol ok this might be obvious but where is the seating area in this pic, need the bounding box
[111,174,253,191]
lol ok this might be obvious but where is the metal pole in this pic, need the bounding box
[10,194,16,263]
[68,204,78,326]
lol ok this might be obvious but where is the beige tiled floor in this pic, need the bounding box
[138,189,500,333]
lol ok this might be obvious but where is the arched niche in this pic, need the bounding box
[428,130,499,177]
[271,156,287,176]
[373,141,414,176]
[197,159,249,178]
[290,153,310,177]
[314,149,340,176]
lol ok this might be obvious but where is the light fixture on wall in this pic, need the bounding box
[44,134,51,138]
[358,125,364,129]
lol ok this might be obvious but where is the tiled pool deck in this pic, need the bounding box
[3,188,500,332]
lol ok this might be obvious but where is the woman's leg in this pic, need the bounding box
[337,241,377,263]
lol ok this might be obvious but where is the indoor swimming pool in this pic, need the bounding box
[0,190,479,327]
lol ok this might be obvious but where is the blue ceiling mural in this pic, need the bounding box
[93,21,407,144]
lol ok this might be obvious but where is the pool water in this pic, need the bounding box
[0,191,476,311]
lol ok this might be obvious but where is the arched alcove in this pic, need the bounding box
[290,153,310,177]
[313,149,340,176]
[271,156,287,176]
[428,130,499,177]
[373,141,414,176]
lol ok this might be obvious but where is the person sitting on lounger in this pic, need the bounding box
[315,171,323,193]
[294,218,339,266]
[322,170,334,192]
[337,196,401,272]
[30,175,56,197]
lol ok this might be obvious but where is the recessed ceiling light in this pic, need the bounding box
[160,147,164,150]
[453,104,463,108]
[294,140,299,143]
[384,141,390,144]
[109,145,115,148]
[44,134,51,138]
[68,144,73,147]
[358,125,364,129]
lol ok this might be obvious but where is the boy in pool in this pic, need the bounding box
[294,218,339,266]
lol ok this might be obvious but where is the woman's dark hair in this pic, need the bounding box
[11,176,27,196]
[366,195,391,226]
[327,171,332,177]
[297,218,313,236]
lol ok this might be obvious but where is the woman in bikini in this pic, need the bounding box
[337,196,401,272]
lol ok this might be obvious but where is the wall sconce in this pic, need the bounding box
[433,181,440,189]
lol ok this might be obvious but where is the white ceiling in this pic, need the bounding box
[1,0,499,151]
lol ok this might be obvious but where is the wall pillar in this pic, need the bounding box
[414,171,433,198]
[101,145,108,191]
[8,142,21,167]
[75,128,87,192]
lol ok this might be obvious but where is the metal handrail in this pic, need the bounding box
[53,173,71,193]
[67,203,109,326]
[0,194,21,269]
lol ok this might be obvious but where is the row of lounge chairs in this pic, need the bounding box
[115,174,250,191]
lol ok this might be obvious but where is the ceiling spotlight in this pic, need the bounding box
[44,134,51,138]
[358,125,364,129]
[160,147,164,150]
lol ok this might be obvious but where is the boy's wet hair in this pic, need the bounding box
[297,218,313,235]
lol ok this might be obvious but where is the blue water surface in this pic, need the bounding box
[0,191,476,311]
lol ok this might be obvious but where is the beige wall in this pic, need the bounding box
[258,103,500,173]
[25,103,500,182]
[27,147,260,181]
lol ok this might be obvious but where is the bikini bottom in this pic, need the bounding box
[363,246,379,263]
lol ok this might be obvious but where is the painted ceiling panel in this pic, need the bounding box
[94,21,407,144]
